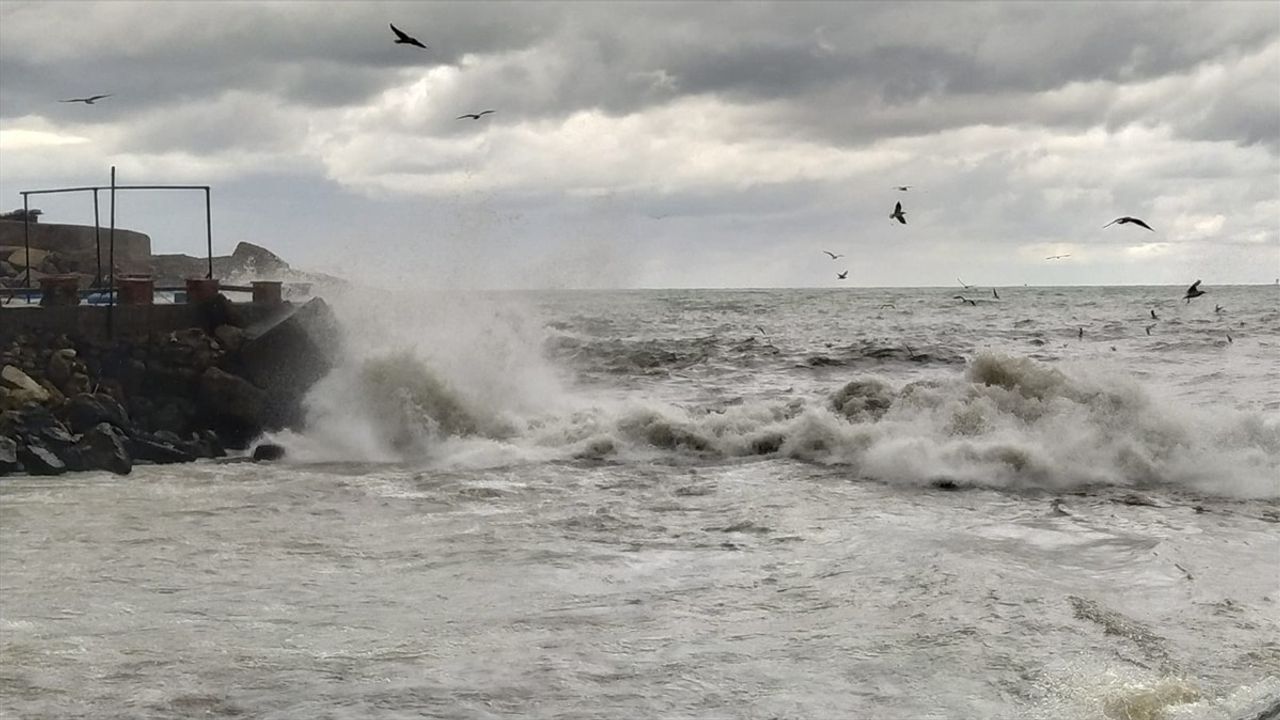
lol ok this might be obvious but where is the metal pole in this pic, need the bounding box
[93,189,102,287]
[205,187,213,279]
[109,166,116,337]
[22,193,31,290]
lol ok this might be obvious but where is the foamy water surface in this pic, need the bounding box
[2,285,1278,719]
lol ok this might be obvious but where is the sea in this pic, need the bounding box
[2,285,1278,720]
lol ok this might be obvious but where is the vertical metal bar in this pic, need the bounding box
[22,192,31,290]
[109,166,117,337]
[205,187,213,279]
[93,189,102,286]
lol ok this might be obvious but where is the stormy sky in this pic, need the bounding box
[1,1,1276,289]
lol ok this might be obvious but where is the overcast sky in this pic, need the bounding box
[1,1,1276,288]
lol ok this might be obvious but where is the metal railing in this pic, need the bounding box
[15,166,214,293]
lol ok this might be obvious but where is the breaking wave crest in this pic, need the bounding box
[278,321,1279,498]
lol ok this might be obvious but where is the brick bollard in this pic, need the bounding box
[38,275,81,306]
[117,276,155,306]
[185,277,221,304]
[251,280,283,305]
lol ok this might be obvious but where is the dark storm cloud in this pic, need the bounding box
[3,1,1275,148]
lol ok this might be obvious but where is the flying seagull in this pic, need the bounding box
[957,278,973,289]
[953,296,977,306]
[390,23,428,49]
[837,271,848,280]
[992,288,1000,300]
[1214,304,1224,314]
[1078,327,1084,340]
[893,186,912,191]
[1150,309,1158,320]
[1045,254,1071,260]
[60,94,111,104]
[1183,279,1205,303]
[1145,323,1155,336]
[823,250,845,260]
[457,110,496,120]
[890,201,906,224]
[1103,216,1154,231]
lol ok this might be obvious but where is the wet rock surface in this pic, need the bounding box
[1,296,338,476]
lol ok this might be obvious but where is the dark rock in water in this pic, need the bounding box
[64,392,130,434]
[17,439,66,475]
[830,378,895,421]
[931,478,961,490]
[75,423,132,475]
[0,435,18,473]
[251,443,286,462]
[130,434,196,465]
[748,432,784,455]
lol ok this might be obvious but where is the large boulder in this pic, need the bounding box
[0,435,18,473]
[17,438,66,475]
[73,422,132,475]
[129,434,196,465]
[1,365,50,405]
[63,392,130,434]
[199,367,267,427]
[238,298,339,428]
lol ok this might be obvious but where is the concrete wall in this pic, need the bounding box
[0,220,152,274]
[0,303,289,343]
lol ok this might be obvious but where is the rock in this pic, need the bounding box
[75,422,132,475]
[17,439,66,475]
[0,260,15,278]
[130,434,196,465]
[149,398,194,437]
[1,365,50,404]
[46,349,77,388]
[0,435,18,473]
[239,298,339,427]
[830,378,896,421]
[199,367,267,428]
[64,372,92,397]
[230,241,289,275]
[213,324,245,354]
[251,443,286,462]
[63,393,130,434]
[6,247,50,269]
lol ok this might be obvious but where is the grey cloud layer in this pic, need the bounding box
[3,1,1275,149]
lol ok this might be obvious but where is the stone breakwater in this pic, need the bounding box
[0,296,339,476]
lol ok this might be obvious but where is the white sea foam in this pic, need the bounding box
[267,287,1280,498]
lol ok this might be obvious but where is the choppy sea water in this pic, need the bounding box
[3,285,1279,719]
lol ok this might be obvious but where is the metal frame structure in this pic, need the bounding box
[15,166,214,300]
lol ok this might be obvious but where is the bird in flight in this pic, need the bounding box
[1183,279,1206,303]
[837,271,848,280]
[893,186,912,191]
[1103,216,1154,231]
[1214,304,1224,314]
[1145,323,1155,336]
[1078,327,1084,340]
[957,278,973,289]
[457,110,496,120]
[953,296,977,306]
[1150,309,1158,320]
[390,23,428,49]
[60,94,111,104]
[823,250,844,260]
[992,288,1000,300]
[1045,254,1071,260]
[890,201,906,224]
